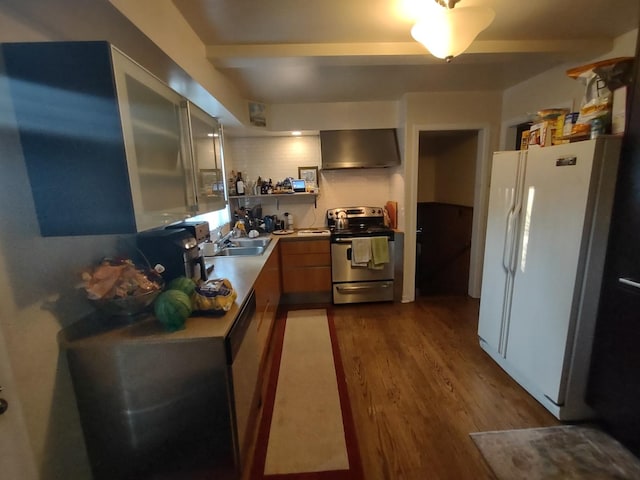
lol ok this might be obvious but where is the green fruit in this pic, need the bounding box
[167,276,197,296]
[154,290,192,332]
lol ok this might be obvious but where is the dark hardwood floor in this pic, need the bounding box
[247,295,559,480]
[330,295,559,480]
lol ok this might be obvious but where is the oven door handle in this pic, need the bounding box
[336,283,393,293]
[333,238,354,244]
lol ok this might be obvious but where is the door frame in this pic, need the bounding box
[404,123,492,301]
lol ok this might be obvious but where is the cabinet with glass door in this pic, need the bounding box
[184,102,227,214]
[2,41,225,236]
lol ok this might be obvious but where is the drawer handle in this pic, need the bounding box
[619,277,640,289]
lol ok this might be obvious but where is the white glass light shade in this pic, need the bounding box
[411,6,495,60]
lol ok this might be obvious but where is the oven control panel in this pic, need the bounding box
[326,206,384,223]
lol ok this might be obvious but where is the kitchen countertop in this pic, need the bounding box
[59,231,332,347]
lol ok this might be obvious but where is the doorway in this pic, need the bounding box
[415,130,478,296]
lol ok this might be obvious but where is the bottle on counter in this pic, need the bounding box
[235,172,245,195]
[228,170,237,196]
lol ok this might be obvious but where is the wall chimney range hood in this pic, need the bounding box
[320,128,401,169]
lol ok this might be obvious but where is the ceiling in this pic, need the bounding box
[172,0,639,107]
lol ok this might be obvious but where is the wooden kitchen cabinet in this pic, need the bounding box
[184,102,227,214]
[254,243,281,367]
[2,41,225,236]
[280,238,332,303]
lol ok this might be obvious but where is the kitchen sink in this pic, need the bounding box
[231,237,272,248]
[216,246,266,256]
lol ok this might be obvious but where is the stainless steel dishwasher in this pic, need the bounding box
[225,288,260,467]
[60,290,259,480]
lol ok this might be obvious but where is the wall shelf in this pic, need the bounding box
[229,192,319,209]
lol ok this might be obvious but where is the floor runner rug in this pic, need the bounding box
[250,309,363,479]
[470,425,640,479]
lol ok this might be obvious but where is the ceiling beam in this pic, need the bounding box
[206,38,612,67]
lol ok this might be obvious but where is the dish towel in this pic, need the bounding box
[369,237,389,270]
[351,238,371,266]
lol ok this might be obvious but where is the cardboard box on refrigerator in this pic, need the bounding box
[528,121,555,147]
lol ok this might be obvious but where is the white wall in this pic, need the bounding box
[417,149,437,203]
[268,100,399,132]
[434,135,477,207]
[0,69,108,478]
[418,133,477,206]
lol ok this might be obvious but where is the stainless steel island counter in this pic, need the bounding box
[58,236,281,480]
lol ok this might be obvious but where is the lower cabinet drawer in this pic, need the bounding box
[282,266,332,293]
[281,239,329,255]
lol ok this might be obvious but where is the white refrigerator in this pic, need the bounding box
[478,136,622,420]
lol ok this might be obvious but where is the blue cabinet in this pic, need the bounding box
[2,41,224,236]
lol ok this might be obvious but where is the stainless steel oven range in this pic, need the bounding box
[327,206,395,304]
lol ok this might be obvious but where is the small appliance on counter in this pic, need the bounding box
[165,220,210,244]
[137,228,207,283]
[292,179,306,192]
[165,220,210,279]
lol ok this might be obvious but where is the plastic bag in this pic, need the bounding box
[191,278,237,315]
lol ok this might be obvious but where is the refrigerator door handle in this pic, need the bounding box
[619,277,640,289]
[502,209,516,271]
[503,199,523,274]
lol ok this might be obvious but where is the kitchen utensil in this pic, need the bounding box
[336,211,349,230]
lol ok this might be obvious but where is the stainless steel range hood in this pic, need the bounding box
[320,128,401,169]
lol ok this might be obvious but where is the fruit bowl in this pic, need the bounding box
[83,259,164,317]
[90,282,163,316]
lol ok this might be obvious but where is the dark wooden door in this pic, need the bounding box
[587,40,640,454]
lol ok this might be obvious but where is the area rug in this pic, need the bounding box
[249,309,363,480]
[470,425,640,479]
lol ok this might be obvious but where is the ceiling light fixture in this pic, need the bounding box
[411,0,495,63]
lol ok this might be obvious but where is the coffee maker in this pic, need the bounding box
[165,220,211,246]
[137,227,207,283]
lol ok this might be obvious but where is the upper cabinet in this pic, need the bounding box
[2,41,226,236]
[183,102,227,214]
